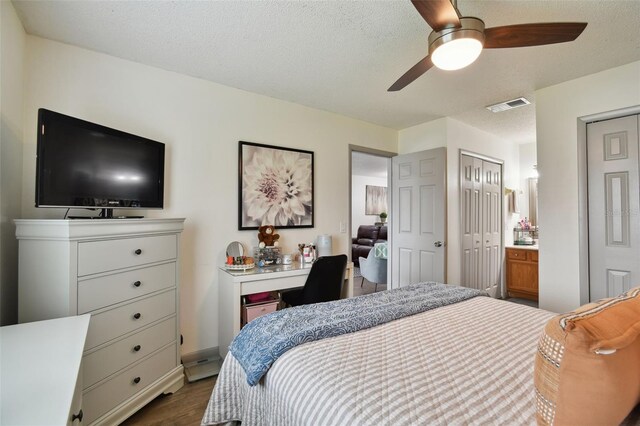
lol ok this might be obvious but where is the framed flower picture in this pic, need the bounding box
[239,141,314,230]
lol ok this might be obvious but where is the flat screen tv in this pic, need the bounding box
[36,109,165,218]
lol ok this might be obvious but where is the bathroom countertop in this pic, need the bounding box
[506,243,539,251]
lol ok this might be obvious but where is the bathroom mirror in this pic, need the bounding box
[528,178,538,226]
[226,241,245,258]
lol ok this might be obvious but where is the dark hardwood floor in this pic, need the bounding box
[121,376,216,426]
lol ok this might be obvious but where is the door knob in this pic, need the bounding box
[71,409,83,423]
[434,241,443,248]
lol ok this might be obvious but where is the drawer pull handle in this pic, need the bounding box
[133,312,141,320]
[71,409,83,422]
[133,376,141,385]
[133,280,142,287]
[133,344,141,352]
[134,249,142,255]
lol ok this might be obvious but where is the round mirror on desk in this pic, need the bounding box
[226,241,245,258]
[225,241,255,271]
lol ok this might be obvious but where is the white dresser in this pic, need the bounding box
[1,315,89,425]
[16,218,185,425]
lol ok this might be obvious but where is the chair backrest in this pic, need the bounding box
[359,249,387,284]
[300,254,348,305]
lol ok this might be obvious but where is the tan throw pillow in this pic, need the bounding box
[534,287,640,426]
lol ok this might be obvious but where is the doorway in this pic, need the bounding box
[349,146,394,297]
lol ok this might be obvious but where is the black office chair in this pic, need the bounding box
[281,254,348,307]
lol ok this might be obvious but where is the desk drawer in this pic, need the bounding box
[78,235,177,276]
[78,262,176,314]
[85,290,175,350]
[240,274,307,296]
[83,344,176,425]
[83,317,176,388]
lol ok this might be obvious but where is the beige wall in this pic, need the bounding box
[536,60,640,313]
[21,36,397,353]
[398,117,520,287]
[0,1,26,325]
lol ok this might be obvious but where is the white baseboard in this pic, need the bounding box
[182,347,221,382]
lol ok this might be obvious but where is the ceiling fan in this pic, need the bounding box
[388,0,587,91]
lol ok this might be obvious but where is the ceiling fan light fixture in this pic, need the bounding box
[428,17,485,71]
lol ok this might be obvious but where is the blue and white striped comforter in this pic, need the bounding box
[230,282,485,386]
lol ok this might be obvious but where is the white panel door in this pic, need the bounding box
[481,160,502,297]
[588,114,640,300]
[460,154,503,296]
[460,155,482,289]
[391,148,446,287]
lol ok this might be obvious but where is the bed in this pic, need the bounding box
[202,285,556,426]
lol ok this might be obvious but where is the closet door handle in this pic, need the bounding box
[434,241,443,248]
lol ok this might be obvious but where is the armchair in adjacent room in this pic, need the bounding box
[352,225,387,267]
[358,249,387,292]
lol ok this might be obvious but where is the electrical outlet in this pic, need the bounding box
[339,221,346,233]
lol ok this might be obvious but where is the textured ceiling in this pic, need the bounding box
[12,0,640,144]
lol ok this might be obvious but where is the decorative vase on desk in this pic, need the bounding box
[316,234,332,258]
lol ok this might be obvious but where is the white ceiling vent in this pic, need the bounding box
[486,97,531,113]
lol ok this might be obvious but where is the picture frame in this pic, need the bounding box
[238,141,314,230]
[365,185,387,215]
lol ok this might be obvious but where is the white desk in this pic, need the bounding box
[218,261,353,358]
[1,315,90,425]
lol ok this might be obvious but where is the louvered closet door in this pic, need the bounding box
[460,154,503,296]
[588,114,640,300]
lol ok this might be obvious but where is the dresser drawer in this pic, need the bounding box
[78,235,177,276]
[78,263,176,314]
[83,317,176,388]
[83,344,176,425]
[528,250,539,262]
[85,290,175,350]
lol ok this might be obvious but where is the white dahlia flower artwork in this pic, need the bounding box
[241,143,313,228]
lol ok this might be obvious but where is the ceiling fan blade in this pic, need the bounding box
[388,55,433,92]
[411,0,460,31]
[484,22,587,49]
